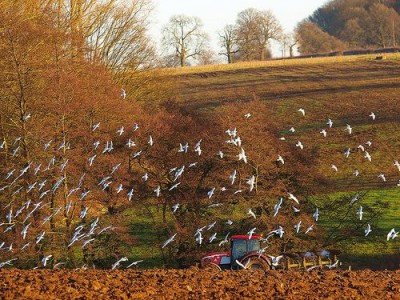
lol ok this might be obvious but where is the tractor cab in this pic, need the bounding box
[230,235,261,269]
[201,234,268,271]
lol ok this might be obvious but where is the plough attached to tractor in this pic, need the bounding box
[200,234,341,271]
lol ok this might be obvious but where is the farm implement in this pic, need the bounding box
[200,234,341,271]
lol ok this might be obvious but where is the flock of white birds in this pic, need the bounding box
[0,103,398,270]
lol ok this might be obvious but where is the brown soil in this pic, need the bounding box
[0,268,399,299]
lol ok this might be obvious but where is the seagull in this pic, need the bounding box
[148,135,154,146]
[350,193,359,206]
[169,182,180,191]
[219,232,230,247]
[142,173,148,181]
[235,259,250,269]
[365,140,372,147]
[229,170,237,185]
[207,221,216,231]
[238,148,247,163]
[357,144,365,152]
[117,126,124,136]
[247,227,256,239]
[226,219,233,226]
[345,124,352,134]
[162,233,177,248]
[313,208,319,222]
[195,232,203,245]
[127,188,134,201]
[294,220,302,233]
[244,112,251,119]
[116,184,123,194]
[207,187,216,199]
[79,207,88,219]
[132,122,139,132]
[289,127,296,133]
[295,141,303,150]
[154,186,161,197]
[378,173,386,182]
[298,108,305,116]
[327,119,333,128]
[93,140,100,149]
[364,151,372,162]
[126,139,135,148]
[194,145,202,156]
[273,198,283,217]
[268,255,283,268]
[88,155,96,166]
[326,260,339,269]
[305,224,314,234]
[172,203,179,213]
[126,260,143,268]
[247,208,256,219]
[121,89,126,99]
[112,257,128,270]
[356,206,363,220]
[92,122,100,131]
[369,112,376,120]
[387,228,398,241]
[209,233,217,243]
[41,255,52,267]
[292,206,300,213]
[21,223,31,239]
[393,160,400,172]
[331,164,338,172]
[246,175,256,192]
[364,224,372,236]
[277,155,284,165]
[178,143,189,153]
[217,151,224,158]
[353,169,360,177]
[288,193,299,204]
[82,238,95,248]
[344,148,351,159]
[320,129,327,137]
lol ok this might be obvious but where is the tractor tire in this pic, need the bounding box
[203,262,221,272]
[242,257,270,272]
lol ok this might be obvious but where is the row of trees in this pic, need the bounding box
[296,0,400,54]
[161,8,289,66]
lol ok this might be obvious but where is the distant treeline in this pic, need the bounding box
[296,0,400,55]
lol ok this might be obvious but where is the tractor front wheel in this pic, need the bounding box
[203,261,221,272]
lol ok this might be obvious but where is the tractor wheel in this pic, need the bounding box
[203,262,221,272]
[242,257,270,272]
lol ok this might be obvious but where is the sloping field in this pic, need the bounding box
[1,268,399,299]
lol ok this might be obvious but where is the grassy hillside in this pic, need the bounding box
[126,54,400,269]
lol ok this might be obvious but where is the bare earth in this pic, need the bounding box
[0,268,399,299]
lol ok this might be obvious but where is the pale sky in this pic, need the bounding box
[149,0,329,60]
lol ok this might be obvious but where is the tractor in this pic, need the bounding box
[200,234,341,271]
[201,234,270,271]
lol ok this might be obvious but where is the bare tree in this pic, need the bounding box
[162,15,208,67]
[45,0,156,70]
[280,32,298,57]
[218,24,239,64]
[235,8,283,61]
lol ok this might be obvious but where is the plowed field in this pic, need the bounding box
[1,268,399,299]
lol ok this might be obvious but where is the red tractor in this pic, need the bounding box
[200,234,271,271]
[200,234,341,271]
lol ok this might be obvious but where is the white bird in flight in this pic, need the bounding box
[288,192,299,204]
[369,112,376,120]
[298,108,305,116]
[162,233,177,248]
[277,155,284,165]
[364,224,372,236]
[247,208,256,219]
